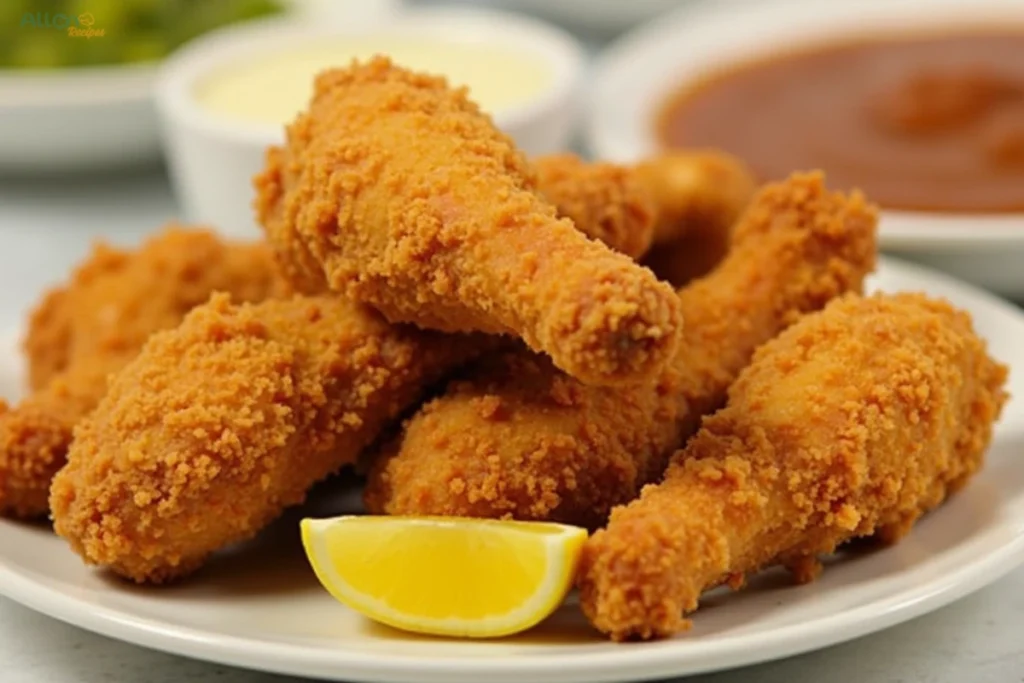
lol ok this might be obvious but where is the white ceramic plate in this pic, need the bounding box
[0,257,1023,683]
[586,0,1024,299]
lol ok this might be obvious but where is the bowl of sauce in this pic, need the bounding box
[588,0,1024,299]
[193,38,556,129]
[661,33,1024,216]
[156,6,585,237]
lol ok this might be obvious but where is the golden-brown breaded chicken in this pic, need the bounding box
[639,150,758,246]
[0,358,128,519]
[255,57,683,387]
[533,153,657,260]
[578,293,1009,640]
[255,151,657,296]
[51,294,486,583]
[363,172,878,528]
[23,287,73,391]
[0,227,288,518]
[530,150,753,286]
[638,151,757,287]
[24,228,288,383]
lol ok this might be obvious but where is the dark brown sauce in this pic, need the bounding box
[659,31,1024,213]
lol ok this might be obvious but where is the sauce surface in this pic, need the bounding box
[659,31,1024,213]
[196,37,554,125]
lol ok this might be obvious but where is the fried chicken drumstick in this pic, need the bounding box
[255,57,683,386]
[51,294,486,583]
[531,150,755,271]
[532,154,656,261]
[364,172,878,527]
[637,151,757,287]
[578,293,1009,640]
[639,150,757,247]
[0,227,287,518]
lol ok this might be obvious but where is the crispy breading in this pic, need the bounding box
[51,294,485,583]
[578,293,1009,640]
[255,57,682,387]
[639,151,757,287]
[534,153,656,260]
[0,227,288,518]
[364,172,878,527]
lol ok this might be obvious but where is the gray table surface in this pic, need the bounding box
[1,169,1022,683]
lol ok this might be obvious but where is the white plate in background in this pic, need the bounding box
[1,257,1022,683]
[0,0,399,175]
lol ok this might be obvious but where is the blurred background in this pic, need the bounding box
[0,0,1021,324]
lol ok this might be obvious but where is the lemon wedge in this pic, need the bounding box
[300,515,587,638]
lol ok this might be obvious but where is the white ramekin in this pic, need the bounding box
[155,7,587,239]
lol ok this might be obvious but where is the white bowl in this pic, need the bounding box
[155,7,587,239]
[0,0,399,176]
[586,0,1024,300]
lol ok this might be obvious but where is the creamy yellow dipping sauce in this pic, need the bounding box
[194,36,555,124]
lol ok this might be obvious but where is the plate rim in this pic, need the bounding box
[3,532,1024,683]
[1,256,1023,683]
